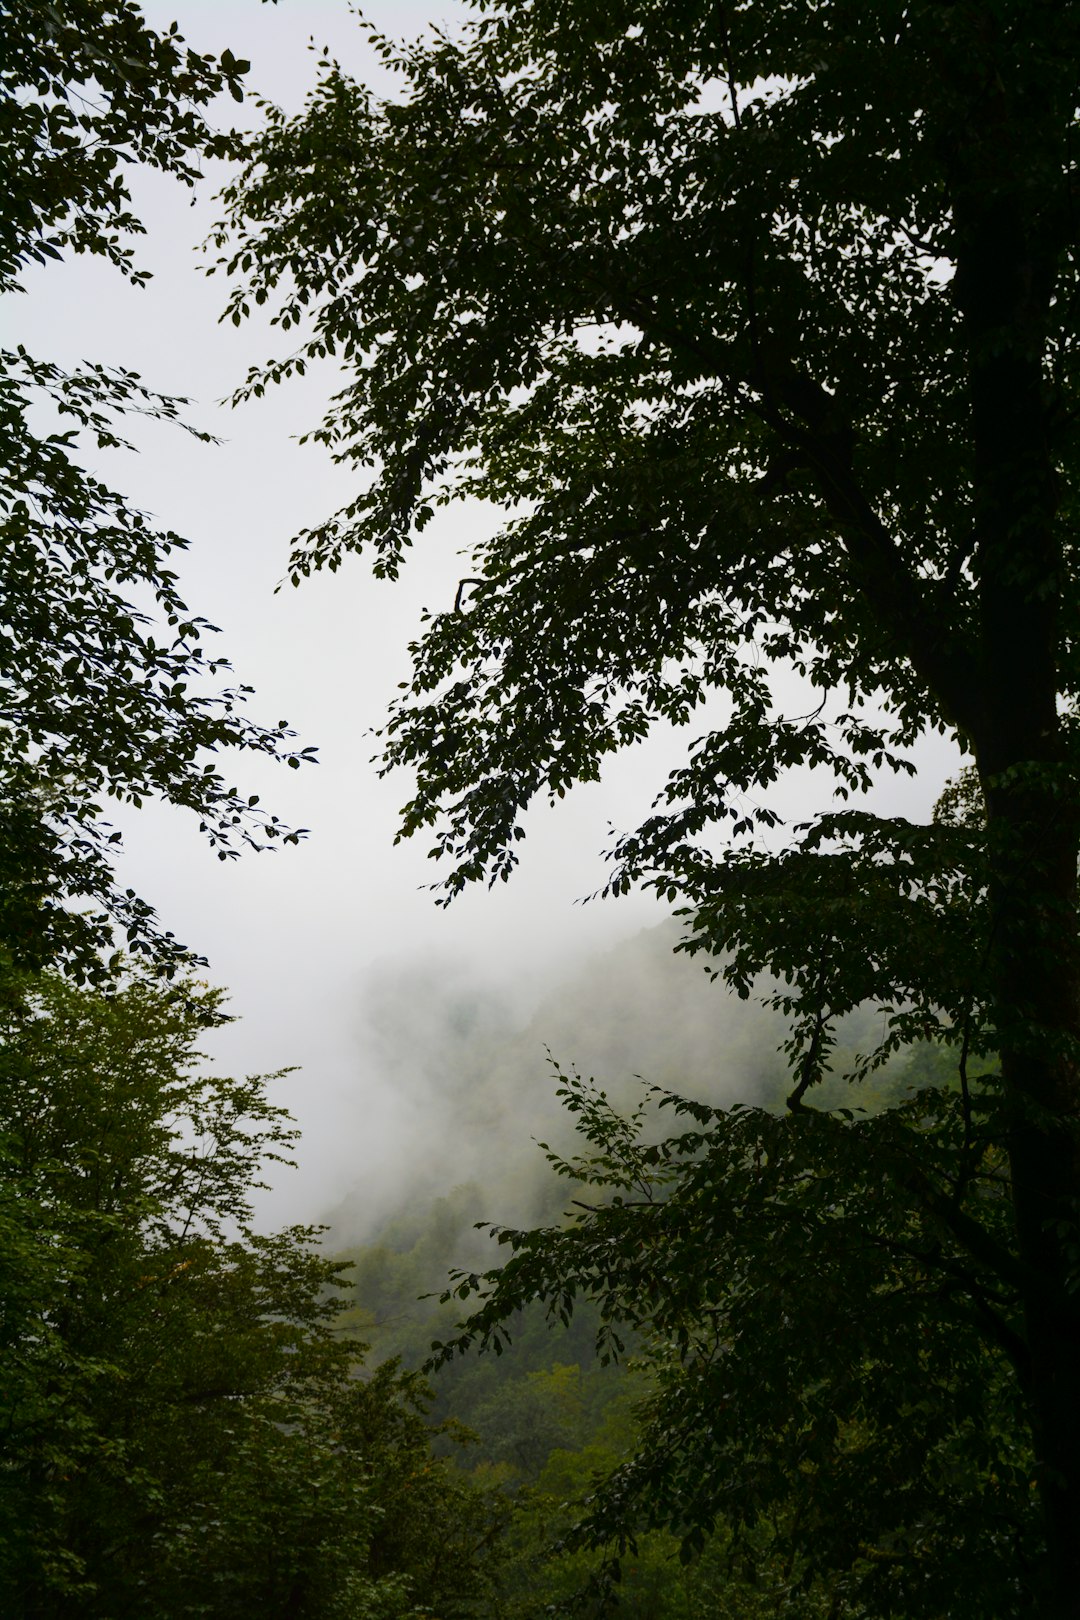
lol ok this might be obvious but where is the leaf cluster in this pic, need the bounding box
[0,342,315,979]
[0,0,247,292]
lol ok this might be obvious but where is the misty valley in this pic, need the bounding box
[2,924,991,1618]
[4,0,1078,1615]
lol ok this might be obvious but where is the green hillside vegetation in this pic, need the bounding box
[328,924,940,1615]
[0,965,505,1619]
[0,923,961,1617]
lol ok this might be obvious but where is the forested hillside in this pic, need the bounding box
[330,919,906,1243]
[327,923,930,1616]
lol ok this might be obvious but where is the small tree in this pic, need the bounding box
[219,3,1080,1611]
[432,1063,1035,1616]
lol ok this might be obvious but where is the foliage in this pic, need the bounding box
[503,1403,838,1620]
[216,0,1074,913]
[324,949,940,1617]
[220,3,1080,1609]
[328,1027,954,1616]
[0,964,503,1618]
[432,1065,1036,1617]
[0,2,312,979]
[333,1186,799,1617]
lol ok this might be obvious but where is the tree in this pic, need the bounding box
[218,3,1080,1612]
[0,962,504,1618]
[433,1063,1035,1617]
[0,1,313,980]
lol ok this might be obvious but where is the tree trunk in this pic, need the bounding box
[958,93,1080,1610]
[982,780,1080,1617]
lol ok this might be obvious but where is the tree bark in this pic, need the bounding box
[957,112,1080,1614]
[982,781,1080,1617]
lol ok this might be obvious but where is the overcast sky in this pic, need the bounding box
[8,0,960,1226]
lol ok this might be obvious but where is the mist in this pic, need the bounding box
[316,917,898,1252]
[8,0,961,1250]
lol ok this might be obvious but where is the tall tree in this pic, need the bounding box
[0,963,504,1618]
[219,2,1080,1611]
[0,1,312,979]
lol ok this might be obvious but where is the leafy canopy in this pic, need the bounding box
[0,962,503,1618]
[0,2,313,979]
[214,0,1077,1054]
[217,0,1075,866]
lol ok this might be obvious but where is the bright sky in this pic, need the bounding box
[8,1,959,1226]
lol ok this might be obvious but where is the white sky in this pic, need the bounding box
[6,0,959,1226]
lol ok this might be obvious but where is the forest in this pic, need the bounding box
[2,2,1079,1617]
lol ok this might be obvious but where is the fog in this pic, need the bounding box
[9,0,960,1235]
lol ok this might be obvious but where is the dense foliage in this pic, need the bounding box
[5,0,1079,1611]
[0,1,312,979]
[0,964,503,1618]
[433,1066,1033,1616]
[326,930,1006,1617]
